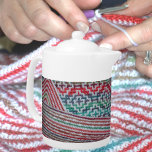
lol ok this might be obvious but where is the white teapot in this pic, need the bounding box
[26,31,121,150]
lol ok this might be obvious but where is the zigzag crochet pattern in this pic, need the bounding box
[0,12,151,152]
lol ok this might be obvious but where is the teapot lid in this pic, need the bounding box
[56,31,99,53]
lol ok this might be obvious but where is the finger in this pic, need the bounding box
[19,0,73,40]
[136,56,152,78]
[45,0,89,32]
[99,18,152,50]
[110,0,152,17]
[134,51,146,58]
[0,16,32,44]
[128,41,152,52]
[73,0,101,9]
[96,20,121,36]
[96,20,152,52]
[9,1,50,41]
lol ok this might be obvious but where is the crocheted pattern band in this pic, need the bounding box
[42,77,111,143]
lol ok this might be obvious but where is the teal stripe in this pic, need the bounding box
[112,82,152,90]
[91,136,139,152]
[34,90,42,98]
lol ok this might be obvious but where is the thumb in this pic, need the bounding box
[100,18,152,50]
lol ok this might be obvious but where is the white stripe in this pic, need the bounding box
[111,110,151,129]
[111,117,151,135]
[0,121,41,133]
[1,117,41,128]
[115,136,142,152]
[112,78,152,87]
[112,103,152,118]
[112,96,152,107]
[0,92,29,117]
[0,132,41,140]
[131,136,152,152]
[6,141,45,150]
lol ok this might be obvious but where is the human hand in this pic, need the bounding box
[94,0,152,78]
[0,0,101,44]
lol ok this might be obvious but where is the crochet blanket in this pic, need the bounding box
[0,14,152,152]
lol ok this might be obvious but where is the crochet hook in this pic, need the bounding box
[98,4,129,14]
[84,4,129,19]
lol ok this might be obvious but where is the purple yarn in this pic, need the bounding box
[84,10,95,19]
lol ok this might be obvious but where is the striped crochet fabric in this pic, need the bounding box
[0,13,152,152]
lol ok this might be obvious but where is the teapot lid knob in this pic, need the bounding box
[72,31,85,39]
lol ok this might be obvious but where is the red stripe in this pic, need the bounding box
[0,107,35,123]
[50,81,65,111]
[0,52,40,80]
[103,14,144,24]
[15,89,42,113]
[112,89,152,96]
[112,100,151,112]
[0,137,42,145]
[138,138,152,152]
[0,83,41,115]
[1,120,41,130]
[42,81,58,109]
[118,134,152,152]
[52,40,63,46]
[111,107,152,123]
[43,79,64,110]
[43,114,109,133]
[5,63,41,84]
[1,129,41,136]
[57,81,111,95]
[42,84,56,107]
[0,87,28,112]
[15,145,51,152]
[84,32,100,40]
[111,115,151,133]
[15,63,41,82]
[0,62,29,80]
[0,107,15,119]
[12,63,41,84]
[111,123,142,136]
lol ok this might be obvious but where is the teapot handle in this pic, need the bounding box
[26,57,42,122]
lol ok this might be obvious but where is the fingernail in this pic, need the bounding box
[76,22,89,34]
[91,22,101,33]
[99,43,113,49]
